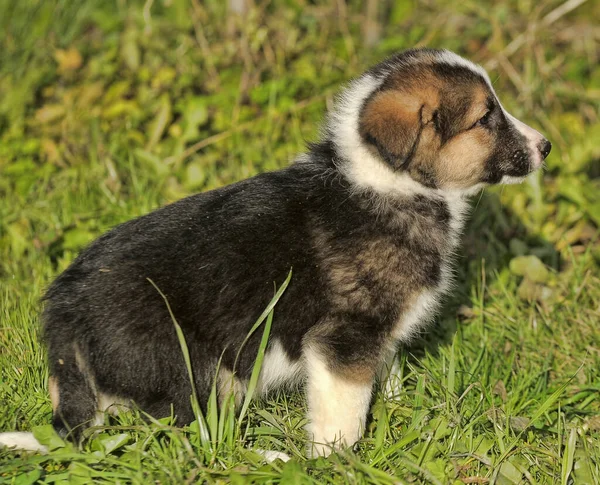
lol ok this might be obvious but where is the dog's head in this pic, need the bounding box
[331,49,551,193]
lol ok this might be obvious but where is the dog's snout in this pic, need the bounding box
[539,139,552,160]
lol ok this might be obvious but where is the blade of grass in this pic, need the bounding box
[146,278,211,454]
[233,269,292,374]
[447,335,457,401]
[238,309,274,428]
[236,272,292,437]
[561,427,577,485]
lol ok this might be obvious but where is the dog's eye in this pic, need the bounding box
[474,110,492,127]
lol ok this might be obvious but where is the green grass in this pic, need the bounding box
[1,0,600,482]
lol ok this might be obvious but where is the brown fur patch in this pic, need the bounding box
[359,90,422,164]
[217,367,246,408]
[463,86,490,129]
[313,228,409,314]
[49,376,59,413]
[437,129,493,188]
[335,362,378,385]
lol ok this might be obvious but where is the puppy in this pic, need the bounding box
[1,48,550,457]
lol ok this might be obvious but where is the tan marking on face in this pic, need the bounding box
[437,129,493,188]
[407,127,441,184]
[464,86,490,128]
[49,375,59,413]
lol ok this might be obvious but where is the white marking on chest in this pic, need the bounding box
[256,340,305,395]
[393,193,470,342]
[393,288,441,341]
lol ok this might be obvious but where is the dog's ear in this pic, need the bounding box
[359,90,435,170]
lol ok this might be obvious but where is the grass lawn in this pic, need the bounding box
[1,0,600,483]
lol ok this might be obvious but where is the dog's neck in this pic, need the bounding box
[322,73,481,234]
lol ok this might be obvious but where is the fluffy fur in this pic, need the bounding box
[1,48,550,457]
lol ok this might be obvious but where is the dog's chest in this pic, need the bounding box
[317,194,467,340]
[391,196,467,341]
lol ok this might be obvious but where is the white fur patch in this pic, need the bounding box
[436,50,490,83]
[444,192,472,237]
[393,288,440,342]
[97,393,130,416]
[256,340,304,395]
[500,174,527,184]
[255,449,291,462]
[304,346,373,457]
[0,432,48,453]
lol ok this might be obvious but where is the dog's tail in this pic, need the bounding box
[0,339,97,453]
[46,342,100,441]
[0,432,48,453]
[42,282,101,441]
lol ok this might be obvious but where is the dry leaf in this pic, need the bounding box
[55,47,83,73]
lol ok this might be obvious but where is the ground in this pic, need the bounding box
[1,0,599,483]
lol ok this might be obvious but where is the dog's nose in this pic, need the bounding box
[539,139,552,159]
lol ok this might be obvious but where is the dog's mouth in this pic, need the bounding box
[496,142,551,185]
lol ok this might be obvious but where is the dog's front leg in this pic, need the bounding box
[304,345,375,458]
